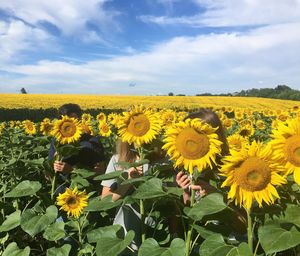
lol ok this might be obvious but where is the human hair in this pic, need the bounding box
[116,139,137,163]
[185,108,229,156]
[58,103,82,119]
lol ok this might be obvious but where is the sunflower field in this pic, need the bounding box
[1,104,300,256]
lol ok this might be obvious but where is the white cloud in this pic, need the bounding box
[140,0,300,27]
[0,0,120,38]
[1,22,300,94]
[0,20,52,63]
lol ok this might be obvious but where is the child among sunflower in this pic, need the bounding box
[173,108,247,236]
[48,103,106,193]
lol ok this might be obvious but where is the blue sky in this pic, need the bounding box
[0,0,300,95]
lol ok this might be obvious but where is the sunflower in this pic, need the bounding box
[52,116,82,144]
[220,141,286,210]
[56,187,89,218]
[40,119,54,136]
[227,134,248,152]
[96,112,107,123]
[81,113,92,122]
[255,120,266,130]
[107,113,121,127]
[81,121,95,135]
[162,118,222,174]
[222,118,233,129]
[238,124,254,138]
[23,120,36,135]
[118,105,162,146]
[161,109,177,127]
[99,122,112,137]
[271,118,300,185]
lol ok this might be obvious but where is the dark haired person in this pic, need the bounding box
[48,103,106,193]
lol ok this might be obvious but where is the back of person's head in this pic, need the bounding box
[58,103,82,119]
[116,139,137,163]
[185,108,229,156]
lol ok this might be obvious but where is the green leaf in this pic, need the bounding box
[47,244,71,256]
[185,193,227,221]
[57,144,79,158]
[138,238,185,256]
[4,180,41,197]
[120,176,149,186]
[93,171,123,181]
[0,210,21,232]
[95,229,135,256]
[3,242,30,256]
[78,243,94,256]
[85,196,122,212]
[117,159,149,169]
[133,178,166,199]
[21,206,58,236]
[283,204,300,227]
[43,222,65,241]
[227,243,252,256]
[87,225,122,243]
[258,222,300,254]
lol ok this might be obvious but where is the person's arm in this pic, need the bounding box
[101,165,143,201]
[53,160,73,173]
[176,171,216,204]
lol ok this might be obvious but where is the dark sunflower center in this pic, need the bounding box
[127,114,150,136]
[61,122,76,137]
[285,135,300,166]
[66,196,79,207]
[175,127,210,160]
[235,157,271,191]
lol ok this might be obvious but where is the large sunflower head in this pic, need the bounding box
[271,118,300,185]
[117,105,162,146]
[162,118,223,174]
[23,120,37,135]
[220,141,286,210]
[52,116,82,144]
[56,187,89,218]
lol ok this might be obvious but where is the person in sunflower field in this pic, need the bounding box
[175,108,247,240]
[101,139,155,254]
[48,103,106,194]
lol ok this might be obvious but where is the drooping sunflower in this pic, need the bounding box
[99,122,112,137]
[220,141,286,210]
[271,118,300,185]
[23,120,37,135]
[52,116,82,144]
[118,105,162,146]
[162,118,223,174]
[56,187,89,218]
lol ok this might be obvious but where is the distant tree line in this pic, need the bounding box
[168,85,300,100]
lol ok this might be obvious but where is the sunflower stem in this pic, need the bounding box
[51,172,57,200]
[140,199,146,243]
[185,176,195,256]
[246,208,253,254]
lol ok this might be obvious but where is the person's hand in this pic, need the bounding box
[127,166,143,179]
[176,171,191,192]
[93,162,106,174]
[191,180,216,197]
[53,160,73,173]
